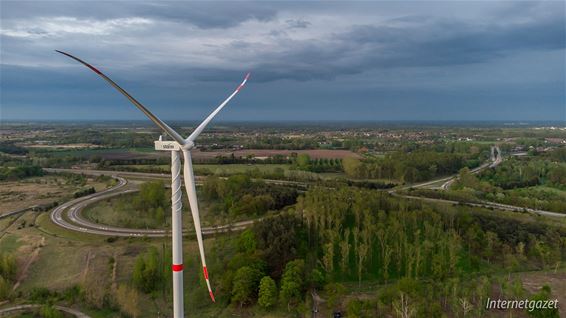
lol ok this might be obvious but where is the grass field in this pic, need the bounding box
[0,206,226,316]
[82,192,169,229]
[108,163,294,179]
[195,163,290,174]
[82,189,229,229]
[0,175,111,214]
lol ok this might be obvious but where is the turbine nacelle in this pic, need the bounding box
[154,136,195,151]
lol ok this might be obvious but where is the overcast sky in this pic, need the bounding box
[1,1,564,122]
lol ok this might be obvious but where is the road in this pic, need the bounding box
[48,173,259,237]
[0,207,35,220]
[0,304,90,317]
[32,155,561,237]
[390,146,566,218]
[44,168,307,188]
[439,146,502,190]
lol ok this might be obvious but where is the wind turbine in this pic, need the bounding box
[56,50,250,317]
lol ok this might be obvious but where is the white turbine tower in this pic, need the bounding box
[56,50,249,317]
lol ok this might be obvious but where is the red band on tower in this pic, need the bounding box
[172,264,184,272]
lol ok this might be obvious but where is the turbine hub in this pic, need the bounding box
[182,140,195,150]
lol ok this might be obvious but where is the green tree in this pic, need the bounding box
[238,229,257,254]
[258,276,278,309]
[548,165,566,186]
[0,253,16,281]
[308,268,325,289]
[0,276,10,300]
[39,305,64,318]
[154,206,165,223]
[296,154,311,171]
[253,214,306,278]
[279,259,305,310]
[342,157,362,178]
[136,181,166,211]
[324,282,345,311]
[231,266,263,307]
[528,285,559,318]
[132,248,162,293]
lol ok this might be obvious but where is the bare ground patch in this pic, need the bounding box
[519,271,566,317]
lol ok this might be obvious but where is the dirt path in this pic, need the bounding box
[12,237,44,291]
[81,251,94,283]
[111,251,118,291]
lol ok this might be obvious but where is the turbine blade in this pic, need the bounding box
[187,72,250,142]
[55,50,186,145]
[182,150,215,302]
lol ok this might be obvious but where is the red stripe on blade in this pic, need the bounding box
[203,266,209,279]
[209,291,216,302]
[172,264,184,272]
[86,64,102,75]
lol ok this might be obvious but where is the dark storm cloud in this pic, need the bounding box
[215,11,565,83]
[1,1,278,29]
[1,1,564,121]
[138,3,278,29]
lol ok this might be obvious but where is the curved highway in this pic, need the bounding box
[0,304,89,317]
[390,146,566,218]
[48,171,263,237]
[44,154,564,238]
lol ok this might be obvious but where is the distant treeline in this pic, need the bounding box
[301,186,566,284]
[342,144,490,183]
[479,157,566,190]
[244,137,320,150]
[0,142,28,155]
[74,186,96,198]
[95,155,293,168]
[0,165,44,181]
[203,175,299,217]
[292,154,343,173]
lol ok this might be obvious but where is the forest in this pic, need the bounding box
[0,154,44,181]
[6,177,563,317]
[202,175,299,218]
[124,186,564,317]
[445,153,566,213]
[342,147,488,183]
